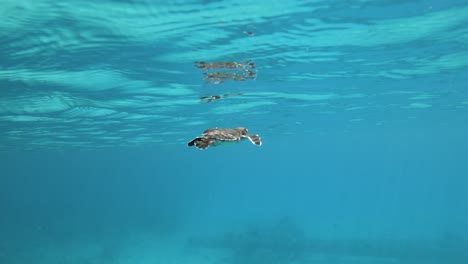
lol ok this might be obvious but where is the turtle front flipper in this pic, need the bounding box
[246,134,262,146]
[187,137,216,149]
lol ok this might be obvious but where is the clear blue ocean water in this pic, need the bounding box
[1,1,468,263]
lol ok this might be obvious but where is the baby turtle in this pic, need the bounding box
[187,127,262,149]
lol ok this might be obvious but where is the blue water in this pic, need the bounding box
[1,0,468,263]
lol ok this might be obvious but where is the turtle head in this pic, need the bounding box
[236,127,248,135]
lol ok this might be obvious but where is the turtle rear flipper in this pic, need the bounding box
[187,137,215,149]
[246,134,262,146]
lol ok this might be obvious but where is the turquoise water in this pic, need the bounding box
[1,0,468,263]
